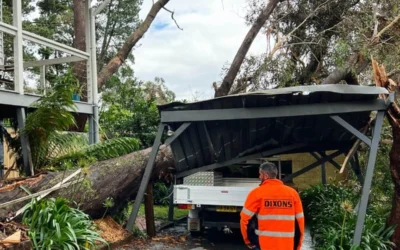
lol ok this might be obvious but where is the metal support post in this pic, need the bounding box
[321,162,326,185]
[40,65,46,95]
[126,124,165,232]
[90,8,99,143]
[88,115,94,144]
[93,105,99,143]
[16,108,34,176]
[168,194,174,222]
[0,120,4,178]
[13,0,23,94]
[352,111,385,245]
[85,0,92,104]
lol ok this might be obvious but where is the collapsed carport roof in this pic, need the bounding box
[128,84,392,246]
[157,84,391,177]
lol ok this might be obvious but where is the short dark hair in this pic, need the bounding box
[260,161,278,178]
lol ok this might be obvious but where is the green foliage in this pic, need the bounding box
[153,182,170,205]
[22,197,106,250]
[23,70,78,170]
[50,137,141,170]
[300,184,395,249]
[102,197,115,219]
[100,77,175,148]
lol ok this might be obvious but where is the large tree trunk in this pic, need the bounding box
[371,59,400,249]
[72,0,88,131]
[213,0,280,97]
[0,146,175,220]
[321,52,370,85]
[97,0,170,89]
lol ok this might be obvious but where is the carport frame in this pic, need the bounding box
[126,91,392,247]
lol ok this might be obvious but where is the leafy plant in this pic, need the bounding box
[102,197,115,219]
[153,182,170,205]
[23,70,78,171]
[22,197,106,250]
[300,184,396,249]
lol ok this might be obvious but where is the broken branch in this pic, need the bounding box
[162,6,183,30]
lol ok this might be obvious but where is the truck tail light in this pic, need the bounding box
[177,204,192,209]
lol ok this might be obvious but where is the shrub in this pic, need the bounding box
[300,184,395,250]
[22,198,106,249]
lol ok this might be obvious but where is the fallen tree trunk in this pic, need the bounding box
[0,146,175,220]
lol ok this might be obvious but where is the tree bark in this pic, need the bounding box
[0,146,175,220]
[214,0,280,97]
[72,0,88,131]
[371,58,400,249]
[322,52,370,85]
[97,0,170,89]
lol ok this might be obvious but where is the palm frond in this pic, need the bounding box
[50,137,141,169]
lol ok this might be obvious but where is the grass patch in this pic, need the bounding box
[137,204,188,221]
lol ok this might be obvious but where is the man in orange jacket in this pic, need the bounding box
[240,162,305,250]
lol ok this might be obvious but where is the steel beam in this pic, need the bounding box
[0,90,94,114]
[282,150,343,183]
[331,115,371,146]
[353,111,385,245]
[176,144,306,178]
[164,123,191,147]
[310,151,341,171]
[317,151,341,170]
[126,124,165,232]
[161,99,389,122]
[22,31,89,59]
[16,108,34,176]
[24,56,84,68]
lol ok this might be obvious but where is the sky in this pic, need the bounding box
[133,0,267,101]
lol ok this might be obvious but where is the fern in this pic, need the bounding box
[23,70,79,170]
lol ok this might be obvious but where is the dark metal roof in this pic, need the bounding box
[158,85,390,176]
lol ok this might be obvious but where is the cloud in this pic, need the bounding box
[133,0,266,101]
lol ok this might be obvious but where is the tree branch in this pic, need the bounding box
[97,0,170,89]
[388,68,400,78]
[214,0,280,97]
[373,13,400,41]
[162,6,183,30]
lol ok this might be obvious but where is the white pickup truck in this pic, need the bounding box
[173,171,260,235]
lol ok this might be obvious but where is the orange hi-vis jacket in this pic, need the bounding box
[240,179,305,250]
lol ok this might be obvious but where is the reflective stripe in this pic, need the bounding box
[295,212,304,219]
[241,207,255,217]
[256,230,295,237]
[257,214,295,221]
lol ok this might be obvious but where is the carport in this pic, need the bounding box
[126,84,393,246]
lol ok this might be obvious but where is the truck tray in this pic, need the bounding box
[173,185,257,207]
